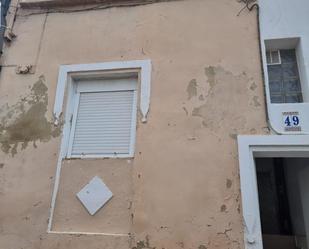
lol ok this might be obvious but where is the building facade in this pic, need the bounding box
[0,1,308,249]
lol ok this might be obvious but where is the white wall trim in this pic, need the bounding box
[53,59,151,124]
[48,230,130,237]
[48,60,151,235]
[258,0,309,134]
[237,135,309,249]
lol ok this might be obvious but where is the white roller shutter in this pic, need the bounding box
[67,78,137,158]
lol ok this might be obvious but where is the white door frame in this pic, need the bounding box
[237,135,309,249]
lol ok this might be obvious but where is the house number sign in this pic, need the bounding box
[282,111,301,132]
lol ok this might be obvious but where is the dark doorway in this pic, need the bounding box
[255,157,309,249]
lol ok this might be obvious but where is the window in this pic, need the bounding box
[266,50,281,65]
[52,60,151,160]
[267,49,303,103]
[67,77,138,158]
[49,60,151,233]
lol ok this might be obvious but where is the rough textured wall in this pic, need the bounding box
[0,0,268,248]
[19,0,178,8]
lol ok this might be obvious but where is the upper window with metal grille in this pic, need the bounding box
[267,49,303,104]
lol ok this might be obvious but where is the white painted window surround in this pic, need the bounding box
[53,60,151,159]
[258,0,309,134]
[237,135,309,249]
[67,78,138,158]
[48,60,151,234]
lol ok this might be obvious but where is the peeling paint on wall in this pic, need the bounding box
[226,179,233,189]
[132,235,156,249]
[186,79,198,100]
[0,75,61,156]
[0,0,268,247]
[252,95,261,107]
[198,245,207,249]
[184,65,261,135]
[220,204,227,212]
[204,66,216,89]
[250,82,257,91]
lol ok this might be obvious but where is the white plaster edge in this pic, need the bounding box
[260,40,309,135]
[47,148,65,233]
[53,59,152,123]
[257,5,309,135]
[48,230,130,237]
[237,135,309,249]
[48,59,151,235]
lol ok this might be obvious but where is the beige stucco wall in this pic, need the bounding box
[0,0,268,248]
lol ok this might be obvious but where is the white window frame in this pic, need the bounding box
[53,60,151,159]
[266,50,281,65]
[47,60,151,234]
[237,135,309,249]
[261,37,309,134]
[66,79,138,159]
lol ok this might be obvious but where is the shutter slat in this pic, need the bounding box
[71,90,135,156]
[72,150,129,154]
[78,98,133,102]
[73,143,130,146]
[74,134,131,138]
[74,131,131,135]
[78,102,133,107]
[72,136,131,141]
[76,117,132,121]
[74,128,131,132]
[75,122,132,127]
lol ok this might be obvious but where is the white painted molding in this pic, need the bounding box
[53,59,152,123]
[237,135,309,249]
[48,60,151,235]
[258,0,309,134]
[48,230,130,236]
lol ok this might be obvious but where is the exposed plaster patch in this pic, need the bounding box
[186,79,198,100]
[215,223,241,248]
[250,128,257,134]
[226,179,232,189]
[192,107,203,118]
[0,76,62,156]
[252,96,261,107]
[183,65,260,139]
[220,204,227,212]
[250,82,257,91]
[198,245,207,249]
[15,65,35,74]
[182,106,189,116]
[132,235,156,249]
[204,66,216,89]
[176,241,184,248]
[229,133,237,140]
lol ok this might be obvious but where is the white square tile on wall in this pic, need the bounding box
[76,176,113,215]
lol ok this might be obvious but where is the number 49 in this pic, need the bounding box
[285,116,299,127]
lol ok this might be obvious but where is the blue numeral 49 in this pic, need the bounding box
[285,116,299,127]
